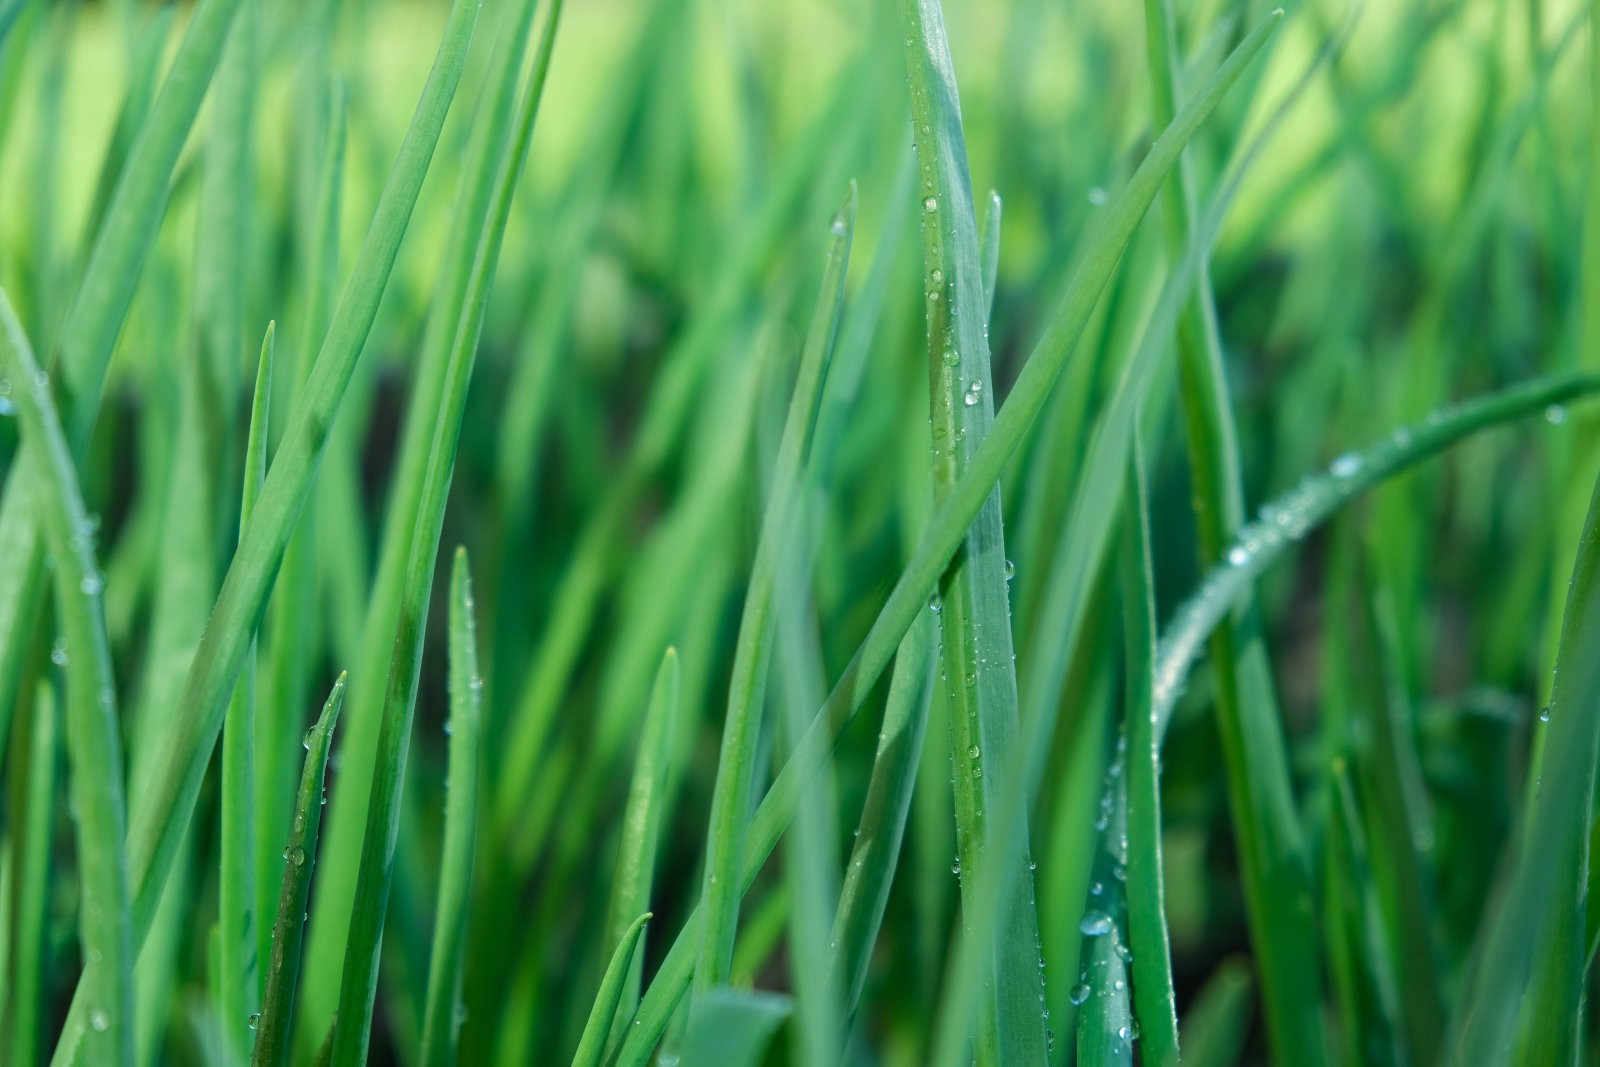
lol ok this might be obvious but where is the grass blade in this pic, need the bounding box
[301,0,552,1032]
[570,912,651,1067]
[329,5,562,1058]
[678,988,793,1067]
[251,674,347,1067]
[830,618,934,1015]
[1447,482,1600,1061]
[220,322,274,1061]
[417,549,485,1067]
[604,648,681,1044]
[1152,372,1600,739]
[4,678,58,1067]
[693,183,853,987]
[1,287,132,1067]
[1178,959,1254,1067]
[1118,438,1178,1067]
[897,0,1043,1055]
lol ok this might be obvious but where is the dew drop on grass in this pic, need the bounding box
[80,572,103,596]
[1079,911,1113,936]
[923,196,938,212]
[90,1009,110,1032]
[283,845,306,867]
[1546,404,1568,425]
[1087,187,1108,206]
[51,638,67,666]
[1539,706,1551,723]
[951,857,961,875]
[929,594,943,615]
[1003,558,1016,581]
[248,1012,261,1030]
[967,744,980,759]
[1331,452,1361,478]
[1070,982,1090,1006]
[1227,545,1248,566]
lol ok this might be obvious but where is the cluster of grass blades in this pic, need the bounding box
[3,0,1600,1063]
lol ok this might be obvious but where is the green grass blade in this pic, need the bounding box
[1178,959,1254,1067]
[678,988,793,1067]
[1448,478,1600,1062]
[417,549,485,1067]
[1153,372,1600,739]
[47,1,484,1059]
[4,678,57,1067]
[329,6,562,1058]
[604,648,681,1044]
[979,189,1001,313]
[251,673,346,1067]
[897,0,1043,1054]
[830,617,934,1015]
[1118,439,1178,1067]
[1075,788,1135,1067]
[220,321,274,1061]
[1,288,132,1067]
[569,912,651,1067]
[694,183,853,988]
[259,83,345,1016]
[302,0,551,1031]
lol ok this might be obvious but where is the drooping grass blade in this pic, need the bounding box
[251,674,347,1067]
[417,549,485,1067]
[0,288,132,1067]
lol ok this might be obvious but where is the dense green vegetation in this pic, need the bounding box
[1,0,1599,1063]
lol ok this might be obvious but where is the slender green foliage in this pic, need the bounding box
[570,913,651,1067]
[251,675,347,1067]
[418,549,485,1067]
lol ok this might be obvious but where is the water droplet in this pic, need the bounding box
[248,1012,261,1030]
[951,857,962,875]
[963,380,984,406]
[929,595,943,615]
[444,719,454,736]
[967,744,981,759]
[303,727,315,750]
[1003,558,1016,581]
[1090,880,1103,896]
[283,845,306,867]
[930,268,944,285]
[1087,187,1109,206]
[1028,859,1037,871]
[943,347,959,366]
[830,217,848,237]
[1227,545,1249,566]
[50,638,67,666]
[924,196,938,212]
[90,1010,109,1032]
[1546,404,1569,425]
[1079,912,1113,936]
[1331,452,1361,478]
[1539,705,1551,723]
[927,288,941,302]
[1069,982,1090,1006]
[80,572,103,596]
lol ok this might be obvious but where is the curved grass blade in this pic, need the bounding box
[50,2,484,1060]
[603,648,681,1048]
[897,0,1043,1054]
[570,912,651,1067]
[1075,780,1135,1067]
[616,23,1282,1063]
[328,7,563,1059]
[301,0,552,1031]
[1118,438,1178,1067]
[251,674,346,1067]
[417,549,485,1067]
[0,288,132,1067]
[694,183,853,988]
[220,321,274,1061]
[1153,372,1600,739]
[829,617,934,1015]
